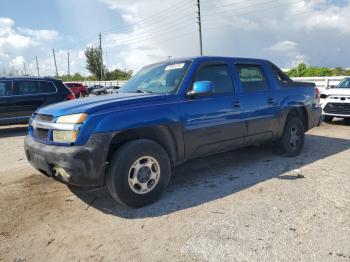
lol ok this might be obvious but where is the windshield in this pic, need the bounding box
[336,79,350,88]
[119,61,191,94]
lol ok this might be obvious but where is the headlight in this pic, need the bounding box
[320,94,328,99]
[56,113,87,124]
[53,130,79,143]
[53,113,87,143]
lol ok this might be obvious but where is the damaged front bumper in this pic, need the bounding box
[24,133,114,187]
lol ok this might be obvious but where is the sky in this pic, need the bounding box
[0,0,349,76]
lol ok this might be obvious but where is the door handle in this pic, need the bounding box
[267,97,276,105]
[233,101,240,108]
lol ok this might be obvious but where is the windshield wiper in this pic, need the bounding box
[135,89,154,94]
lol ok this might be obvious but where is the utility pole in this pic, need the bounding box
[99,33,103,81]
[105,48,109,71]
[67,52,71,79]
[196,0,203,56]
[35,56,40,76]
[52,48,59,77]
[23,62,27,75]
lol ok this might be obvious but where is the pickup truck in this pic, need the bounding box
[24,56,322,208]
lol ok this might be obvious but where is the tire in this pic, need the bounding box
[323,115,333,123]
[277,116,305,157]
[106,139,171,208]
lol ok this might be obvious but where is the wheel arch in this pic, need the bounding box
[106,124,182,168]
[287,106,308,131]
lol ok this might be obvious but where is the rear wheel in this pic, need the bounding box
[323,115,333,123]
[277,116,305,157]
[106,139,171,208]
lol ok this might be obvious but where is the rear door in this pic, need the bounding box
[181,61,246,158]
[0,80,17,124]
[235,63,280,144]
[13,80,48,119]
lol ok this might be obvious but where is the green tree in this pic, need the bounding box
[287,64,349,77]
[105,68,133,80]
[84,46,105,80]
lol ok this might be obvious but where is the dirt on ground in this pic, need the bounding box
[0,121,350,262]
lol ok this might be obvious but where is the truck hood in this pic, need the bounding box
[37,93,167,117]
[322,88,350,96]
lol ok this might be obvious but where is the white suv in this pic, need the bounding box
[320,78,350,122]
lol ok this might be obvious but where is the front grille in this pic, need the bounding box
[33,128,49,140]
[35,114,53,122]
[324,103,350,115]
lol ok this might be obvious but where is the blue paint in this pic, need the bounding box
[29,56,321,147]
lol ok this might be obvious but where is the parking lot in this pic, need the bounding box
[0,121,350,261]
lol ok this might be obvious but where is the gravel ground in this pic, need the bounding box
[0,121,350,262]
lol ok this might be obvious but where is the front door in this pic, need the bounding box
[181,62,246,158]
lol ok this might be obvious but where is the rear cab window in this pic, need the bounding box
[236,64,269,93]
[270,63,292,86]
[193,63,235,94]
[0,81,12,96]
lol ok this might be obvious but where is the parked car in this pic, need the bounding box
[24,57,322,208]
[106,85,121,94]
[87,85,107,95]
[320,77,350,122]
[64,82,88,98]
[0,77,75,125]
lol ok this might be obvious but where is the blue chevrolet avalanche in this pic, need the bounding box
[24,56,322,207]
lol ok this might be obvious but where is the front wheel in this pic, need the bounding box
[276,116,305,157]
[106,139,171,208]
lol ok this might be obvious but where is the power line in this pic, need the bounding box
[201,0,303,20]
[103,17,196,47]
[62,0,194,49]
[100,0,193,35]
[203,8,313,33]
[202,0,304,25]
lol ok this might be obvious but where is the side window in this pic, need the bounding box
[13,81,40,95]
[194,64,234,94]
[39,81,56,93]
[0,81,12,96]
[236,64,269,93]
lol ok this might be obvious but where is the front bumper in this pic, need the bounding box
[24,133,114,187]
[321,98,350,118]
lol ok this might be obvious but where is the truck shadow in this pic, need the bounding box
[70,133,350,218]
[0,125,28,138]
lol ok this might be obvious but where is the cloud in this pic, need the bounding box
[96,0,350,70]
[0,17,63,76]
[290,54,308,68]
[2,0,350,76]
[267,41,298,52]
[17,28,60,41]
[10,56,25,67]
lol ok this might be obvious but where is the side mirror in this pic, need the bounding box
[188,81,214,96]
[330,85,336,89]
